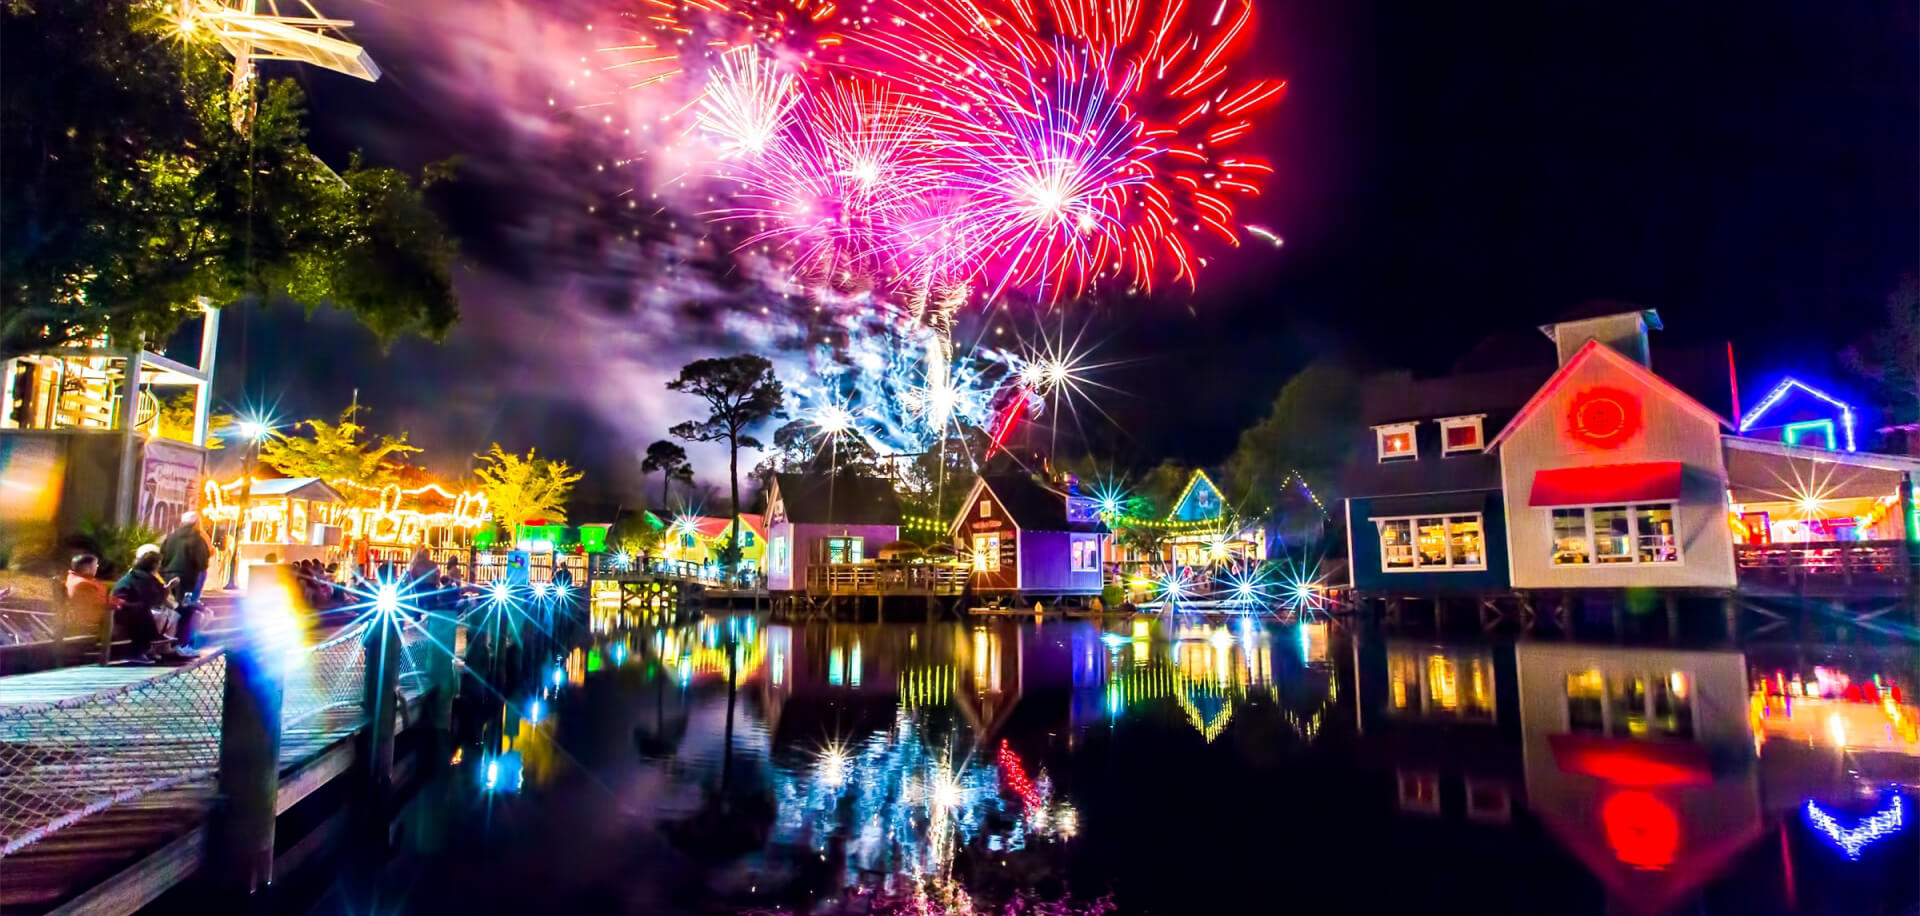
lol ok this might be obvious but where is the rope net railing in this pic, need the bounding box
[0,619,434,856]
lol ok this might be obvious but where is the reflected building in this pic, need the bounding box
[1355,639,1522,822]
[1514,644,1764,912]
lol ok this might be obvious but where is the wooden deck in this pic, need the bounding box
[0,625,434,915]
[1736,539,1915,597]
[804,562,969,597]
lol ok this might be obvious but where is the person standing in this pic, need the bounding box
[159,511,210,647]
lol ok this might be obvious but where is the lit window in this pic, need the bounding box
[1379,519,1414,569]
[972,533,1000,571]
[826,536,863,564]
[1376,514,1485,572]
[1071,538,1099,571]
[1566,669,1606,733]
[1375,423,1418,461]
[980,499,992,518]
[1440,415,1485,455]
[1549,503,1680,567]
[1397,770,1441,814]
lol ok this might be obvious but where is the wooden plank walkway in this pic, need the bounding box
[0,624,432,916]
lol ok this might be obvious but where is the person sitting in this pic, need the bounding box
[110,547,178,664]
[64,554,111,643]
[324,562,346,604]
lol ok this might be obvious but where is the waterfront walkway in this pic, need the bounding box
[0,621,435,915]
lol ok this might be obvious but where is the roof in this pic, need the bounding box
[220,476,344,502]
[770,473,902,525]
[972,474,1106,533]
[1485,339,1733,451]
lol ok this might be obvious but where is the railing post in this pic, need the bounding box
[209,644,285,901]
[360,620,402,795]
[429,613,457,736]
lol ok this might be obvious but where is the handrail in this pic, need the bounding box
[0,620,428,856]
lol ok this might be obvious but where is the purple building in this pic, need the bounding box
[951,473,1109,601]
[764,472,903,594]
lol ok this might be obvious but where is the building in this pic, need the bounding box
[199,476,347,587]
[1342,307,1920,623]
[659,513,767,572]
[951,473,1108,601]
[764,473,903,593]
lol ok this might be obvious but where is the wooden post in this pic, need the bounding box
[428,613,457,735]
[1665,594,1680,643]
[208,644,285,899]
[359,621,402,795]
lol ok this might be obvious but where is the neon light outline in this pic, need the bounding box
[1739,377,1858,452]
[1781,419,1838,451]
[1804,795,1904,860]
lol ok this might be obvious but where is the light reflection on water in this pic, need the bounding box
[388,613,1918,915]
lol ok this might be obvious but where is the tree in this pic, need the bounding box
[668,355,785,573]
[1843,277,1920,433]
[473,445,584,531]
[755,418,882,478]
[155,391,231,449]
[1224,361,1361,513]
[258,406,420,505]
[1,0,460,358]
[641,440,694,509]
[607,511,665,557]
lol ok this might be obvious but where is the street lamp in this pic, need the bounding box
[224,415,276,590]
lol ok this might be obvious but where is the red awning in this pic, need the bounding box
[1529,462,1683,507]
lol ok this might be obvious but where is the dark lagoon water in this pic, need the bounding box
[300,614,1919,915]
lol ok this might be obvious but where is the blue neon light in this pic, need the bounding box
[1740,377,1857,452]
[1805,795,1904,859]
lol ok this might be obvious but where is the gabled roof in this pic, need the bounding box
[221,476,344,502]
[965,474,1106,534]
[1166,469,1226,522]
[1485,339,1733,451]
[770,473,901,526]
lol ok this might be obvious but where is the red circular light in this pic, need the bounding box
[1601,790,1679,869]
[1567,386,1643,448]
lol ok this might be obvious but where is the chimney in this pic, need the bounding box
[1539,309,1662,368]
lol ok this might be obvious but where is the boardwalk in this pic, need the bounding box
[0,623,433,915]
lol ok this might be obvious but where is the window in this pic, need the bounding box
[770,536,788,572]
[1387,650,1494,720]
[742,530,755,547]
[1567,669,1606,733]
[1567,670,1694,739]
[979,499,993,518]
[1397,770,1441,814]
[1465,780,1512,823]
[1375,423,1417,461]
[1548,502,1680,567]
[1440,415,1485,455]
[1552,509,1590,564]
[1375,514,1485,572]
[825,536,863,564]
[1071,538,1099,571]
[972,533,1000,571]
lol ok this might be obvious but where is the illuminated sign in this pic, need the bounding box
[1566,386,1644,449]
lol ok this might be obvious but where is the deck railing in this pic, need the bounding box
[0,621,428,856]
[805,562,969,596]
[1735,539,1913,590]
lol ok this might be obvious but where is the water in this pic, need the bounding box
[304,615,1919,915]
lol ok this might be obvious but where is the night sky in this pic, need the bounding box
[195,0,1917,511]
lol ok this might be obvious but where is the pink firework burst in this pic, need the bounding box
[841,0,1287,302]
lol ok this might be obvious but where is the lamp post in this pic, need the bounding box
[224,419,273,590]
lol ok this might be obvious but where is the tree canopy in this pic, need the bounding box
[257,406,420,504]
[641,440,694,509]
[1224,361,1361,511]
[473,445,583,530]
[669,355,785,572]
[1,0,461,358]
[1843,277,1920,427]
